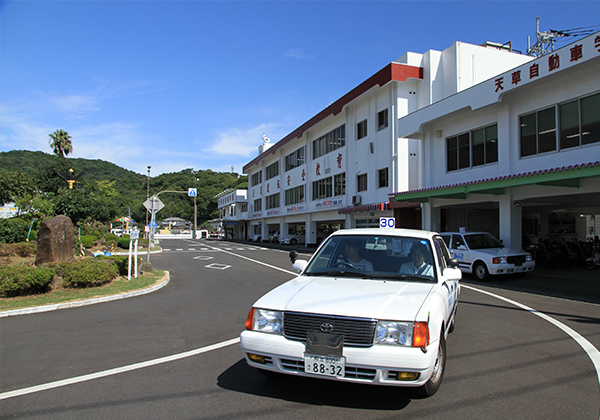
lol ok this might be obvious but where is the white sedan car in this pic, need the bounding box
[440,232,535,280]
[240,228,461,397]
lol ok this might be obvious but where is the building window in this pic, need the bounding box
[241,203,248,213]
[357,119,368,140]
[447,123,498,172]
[312,177,333,200]
[357,173,368,192]
[378,168,389,188]
[378,109,388,131]
[520,107,557,157]
[265,162,279,180]
[313,125,345,159]
[251,171,262,186]
[560,92,600,149]
[285,185,304,205]
[334,172,346,196]
[265,193,279,209]
[285,147,305,171]
[253,198,262,212]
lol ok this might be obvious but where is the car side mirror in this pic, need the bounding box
[289,250,299,263]
[447,258,459,268]
[292,259,308,272]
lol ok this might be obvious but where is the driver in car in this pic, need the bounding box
[342,239,373,271]
[400,243,434,277]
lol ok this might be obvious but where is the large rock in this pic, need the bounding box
[36,215,75,266]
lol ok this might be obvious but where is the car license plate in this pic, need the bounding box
[514,266,523,272]
[304,354,345,377]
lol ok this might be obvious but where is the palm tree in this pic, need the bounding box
[48,129,73,158]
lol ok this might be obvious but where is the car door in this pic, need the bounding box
[446,234,472,272]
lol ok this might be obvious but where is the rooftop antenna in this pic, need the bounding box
[527,16,566,57]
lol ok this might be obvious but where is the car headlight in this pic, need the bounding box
[526,254,533,261]
[492,256,508,264]
[246,308,283,334]
[375,321,414,346]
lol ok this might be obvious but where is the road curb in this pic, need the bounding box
[0,271,170,318]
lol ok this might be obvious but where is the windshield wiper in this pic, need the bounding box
[307,270,369,278]
[374,273,434,282]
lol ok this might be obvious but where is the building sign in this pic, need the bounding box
[266,209,281,216]
[315,198,344,209]
[286,204,306,213]
[493,32,599,96]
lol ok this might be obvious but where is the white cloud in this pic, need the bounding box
[284,48,316,60]
[207,124,280,157]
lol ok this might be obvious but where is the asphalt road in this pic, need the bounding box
[1,238,599,419]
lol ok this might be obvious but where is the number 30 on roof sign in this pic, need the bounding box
[379,217,395,229]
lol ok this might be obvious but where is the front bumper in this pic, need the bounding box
[488,261,535,275]
[240,330,438,387]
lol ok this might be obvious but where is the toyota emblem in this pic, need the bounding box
[320,322,334,333]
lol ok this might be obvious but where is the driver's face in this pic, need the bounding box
[412,250,425,266]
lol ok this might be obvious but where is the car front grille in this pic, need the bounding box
[507,255,527,266]
[283,312,377,347]
[280,358,377,380]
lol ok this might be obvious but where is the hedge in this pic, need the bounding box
[79,235,96,249]
[96,255,141,276]
[58,259,119,288]
[0,265,55,297]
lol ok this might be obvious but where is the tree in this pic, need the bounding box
[0,170,36,204]
[48,129,73,158]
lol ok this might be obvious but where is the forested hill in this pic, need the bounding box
[0,150,248,223]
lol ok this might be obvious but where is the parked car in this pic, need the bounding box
[250,234,262,242]
[279,231,302,245]
[110,229,123,237]
[439,232,535,280]
[240,228,461,397]
[279,230,328,245]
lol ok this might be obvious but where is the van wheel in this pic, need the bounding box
[290,238,297,245]
[473,262,489,281]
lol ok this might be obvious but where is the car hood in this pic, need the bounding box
[469,247,528,256]
[253,276,434,321]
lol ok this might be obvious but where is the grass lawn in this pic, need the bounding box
[0,270,168,312]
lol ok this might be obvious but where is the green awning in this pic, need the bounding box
[392,162,600,203]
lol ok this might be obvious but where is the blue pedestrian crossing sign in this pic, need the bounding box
[149,219,158,228]
[188,188,197,197]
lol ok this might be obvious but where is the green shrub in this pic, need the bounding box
[28,230,38,241]
[0,218,29,244]
[79,235,96,249]
[117,237,131,249]
[59,259,118,288]
[96,255,141,276]
[0,265,55,297]
[13,242,37,257]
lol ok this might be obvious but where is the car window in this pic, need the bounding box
[440,235,451,248]
[452,235,466,249]
[464,233,503,249]
[305,235,436,282]
[434,236,452,271]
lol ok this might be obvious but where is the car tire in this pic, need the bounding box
[290,238,297,245]
[473,262,489,281]
[414,330,446,398]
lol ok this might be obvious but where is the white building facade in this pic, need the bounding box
[392,32,600,249]
[216,189,248,240]
[243,40,533,245]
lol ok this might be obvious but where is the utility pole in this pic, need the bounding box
[145,166,151,234]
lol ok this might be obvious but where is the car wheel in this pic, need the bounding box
[473,262,489,281]
[290,238,297,245]
[414,330,446,398]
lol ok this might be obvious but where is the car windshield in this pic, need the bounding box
[464,233,504,249]
[305,234,436,282]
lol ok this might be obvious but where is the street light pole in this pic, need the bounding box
[145,166,151,231]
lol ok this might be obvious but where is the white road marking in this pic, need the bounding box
[462,284,600,389]
[0,338,240,400]
[205,263,231,270]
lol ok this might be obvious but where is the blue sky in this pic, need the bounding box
[1,1,599,176]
